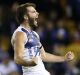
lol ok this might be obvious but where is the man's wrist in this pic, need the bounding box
[62,56,68,62]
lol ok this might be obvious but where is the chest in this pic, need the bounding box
[25,31,40,48]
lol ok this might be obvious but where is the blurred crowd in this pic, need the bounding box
[0,0,80,75]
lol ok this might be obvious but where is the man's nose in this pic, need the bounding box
[37,12,39,15]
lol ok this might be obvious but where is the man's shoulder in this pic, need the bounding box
[11,28,27,45]
[12,26,26,37]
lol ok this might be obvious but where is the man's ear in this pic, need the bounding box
[24,15,28,20]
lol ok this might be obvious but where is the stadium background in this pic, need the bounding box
[0,0,80,75]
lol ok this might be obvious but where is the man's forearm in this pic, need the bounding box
[42,52,65,62]
[14,57,37,66]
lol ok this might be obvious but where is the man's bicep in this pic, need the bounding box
[14,32,26,57]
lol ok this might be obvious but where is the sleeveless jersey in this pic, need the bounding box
[11,25,50,75]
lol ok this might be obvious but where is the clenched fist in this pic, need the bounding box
[65,51,74,61]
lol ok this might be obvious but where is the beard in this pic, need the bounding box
[28,17,38,30]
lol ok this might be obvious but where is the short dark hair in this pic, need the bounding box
[16,3,36,24]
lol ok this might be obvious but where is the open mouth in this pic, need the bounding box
[34,18,38,26]
[35,17,38,22]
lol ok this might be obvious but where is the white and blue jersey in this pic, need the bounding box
[11,25,50,75]
[21,27,41,58]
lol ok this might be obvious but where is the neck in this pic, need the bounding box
[21,21,32,31]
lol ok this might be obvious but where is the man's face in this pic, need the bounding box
[26,6,39,26]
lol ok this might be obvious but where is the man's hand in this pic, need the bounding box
[65,51,74,61]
